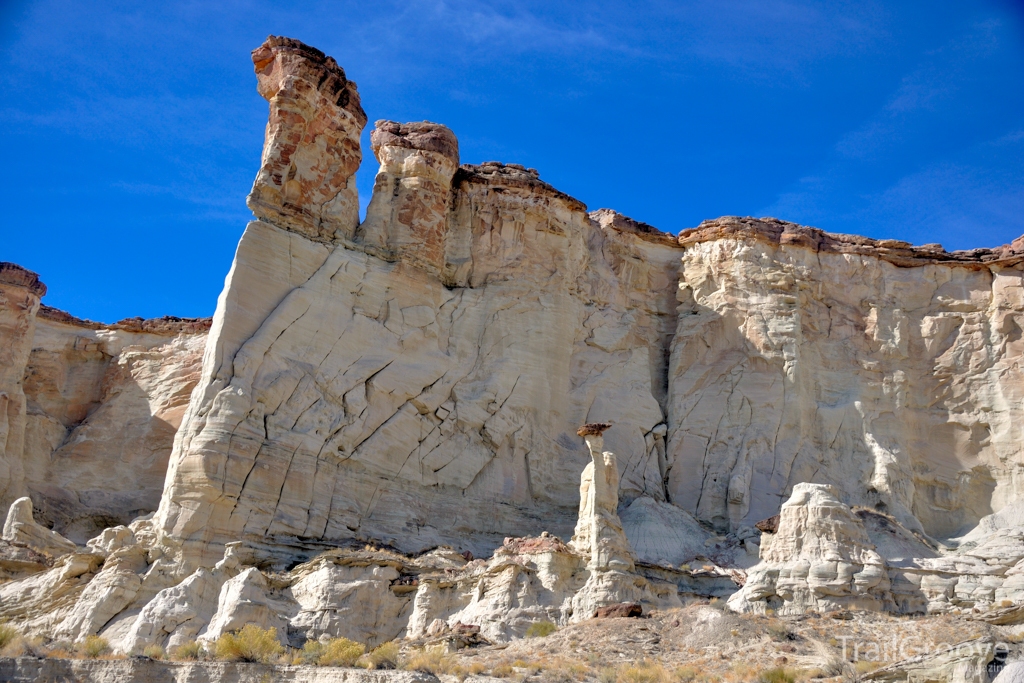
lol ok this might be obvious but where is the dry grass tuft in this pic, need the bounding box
[617,659,670,683]
[212,625,283,664]
[361,640,402,670]
[405,646,458,675]
[77,635,111,659]
[0,623,19,651]
[492,661,516,678]
[142,644,165,660]
[171,640,204,661]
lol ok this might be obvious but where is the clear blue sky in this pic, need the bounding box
[3,1,1023,322]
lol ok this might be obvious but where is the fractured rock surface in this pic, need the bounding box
[1,33,1024,660]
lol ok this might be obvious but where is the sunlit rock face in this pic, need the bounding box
[0,263,46,512]
[667,217,1024,541]
[153,36,686,570]
[21,309,207,542]
[5,33,1024,653]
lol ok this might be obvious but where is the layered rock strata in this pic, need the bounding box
[153,36,686,573]
[0,263,46,511]
[669,217,1024,540]
[0,32,1024,654]
[17,305,208,541]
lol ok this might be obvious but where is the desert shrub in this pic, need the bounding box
[77,635,111,659]
[533,657,591,683]
[212,625,283,664]
[757,668,795,683]
[599,667,620,683]
[0,623,19,650]
[674,666,699,682]
[469,661,487,675]
[302,637,365,667]
[492,662,515,678]
[526,621,558,638]
[362,640,401,670]
[766,619,790,642]
[854,660,880,674]
[143,644,165,660]
[618,660,669,683]
[405,646,457,675]
[171,640,204,661]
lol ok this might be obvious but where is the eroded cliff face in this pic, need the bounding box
[154,37,684,570]
[668,218,1024,540]
[21,309,208,541]
[0,268,209,542]
[3,34,1024,655]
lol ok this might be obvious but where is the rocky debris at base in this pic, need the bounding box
[0,657,441,683]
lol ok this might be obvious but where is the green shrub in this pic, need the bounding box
[362,640,401,670]
[77,635,111,659]
[171,640,204,661]
[212,625,284,664]
[142,644,165,660]
[526,621,557,638]
[758,668,795,683]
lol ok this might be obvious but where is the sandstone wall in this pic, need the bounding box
[667,218,1024,540]
[0,264,46,511]
[21,309,207,541]
[0,262,209,543]
[153,38,685,569]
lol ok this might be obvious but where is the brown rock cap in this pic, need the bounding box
[755,514,780,534]
[680,216,1024,269]
[0,262,46,297]
[591,208,681,248]
[577,422,612,437]
[593,602,643,619]
[455,162,587,212]
[251,35,367,127]
[371,120,459,164]
[38,304,211,336]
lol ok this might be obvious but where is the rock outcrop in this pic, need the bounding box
[2,33,1024,660]
[669,217,1024,539]
[727,483,891,614]
[22,308,207,541]
[2,496,77,559]
[0,263,45,510]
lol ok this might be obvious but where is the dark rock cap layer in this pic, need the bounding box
[680,216,1024,269]
[371,120,460,164]
[0,262,46,297]
[251,35,367,127]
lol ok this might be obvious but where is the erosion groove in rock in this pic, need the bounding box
[0,35,1023,676]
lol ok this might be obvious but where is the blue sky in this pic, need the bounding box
[2,1,1023,321]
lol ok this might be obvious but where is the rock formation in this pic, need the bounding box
[0,33,1023,661]
[0,263,46,511]
[727,483,892,614]
[669,217,1024,539]
[2,497,77,559]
